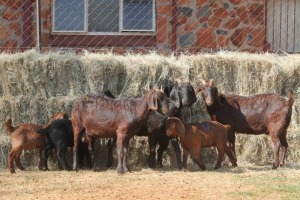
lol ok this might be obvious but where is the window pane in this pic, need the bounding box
[54,0,85,31]
[123,0,153,31]
[88,0,119,32]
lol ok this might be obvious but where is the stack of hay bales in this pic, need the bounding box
[0,50,299,169]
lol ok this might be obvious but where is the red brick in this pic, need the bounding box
[43,20,51,31]
[42,0,51,4]
[41,33,49,46]
[157,16,168,44]
[157,5,173,15]
[2,40,17,52]
[211,1,223,8]
[229,0,243,5]
[2,9,20,20]
[178,15,188,24]
[214,8,229,19]
[184,22,198,31]
[41,8,50,19]
[9,22,21,36]
[217,35,230,47]
[231,28,249,47]
[236,6,249,23]
[0,21,10,40]
[196,28,216,48]
[248,28,265,47]
[0,0,21,10]
[208,17,222,28]
[195,0,209,6]
[249,3,264,25]
[178,0,190,5]
[199,16,209,23]
[223,18,240,29]
[157,0,171,3]
[229,11,236,17]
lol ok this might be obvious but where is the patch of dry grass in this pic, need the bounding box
[1,164,300,200]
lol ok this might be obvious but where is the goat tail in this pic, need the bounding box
[5,117,15,135]
[286,89,294,107]
[36,126,49,135]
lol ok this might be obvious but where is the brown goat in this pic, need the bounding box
[6,112,69,173]
[166,117,237,170]
[71,89,170,174]
[195,79,294,169]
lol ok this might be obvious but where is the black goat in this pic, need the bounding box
[37,119,91,170]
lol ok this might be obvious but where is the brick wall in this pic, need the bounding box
[176,0,265,52]
[0,0,266,53]
[0,0,23,51]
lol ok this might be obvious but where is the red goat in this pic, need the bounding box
[166,117,237,170]
[195,79,294,169]
[71,89,170,174]
[6,112,69,173]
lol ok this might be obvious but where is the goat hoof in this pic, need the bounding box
[272,165,278,170]
[93,168,100,172]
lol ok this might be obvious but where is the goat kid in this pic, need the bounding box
[37,119,91,171]
[166,117,237,170]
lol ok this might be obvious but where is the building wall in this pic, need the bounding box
[0,0,23,51]
[0,0,266,53]
[175,0,265,52]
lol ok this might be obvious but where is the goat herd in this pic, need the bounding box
[6,79,294,175]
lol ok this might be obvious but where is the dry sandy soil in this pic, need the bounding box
[1,163,300,200]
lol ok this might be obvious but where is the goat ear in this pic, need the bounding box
[216,88,222,105]
[147,90,158,111]
[170,85,180,108]
[175,118,185,137]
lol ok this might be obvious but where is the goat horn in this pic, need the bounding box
[173,78,182,83]
[209,79,215,86]
[160,85,165,92]
[198,79,207,85]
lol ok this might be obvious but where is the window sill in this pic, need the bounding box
[49,34,157,47]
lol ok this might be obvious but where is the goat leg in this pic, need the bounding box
[38,148,43,170]
[8,152,16,174]
[171,138,183,170]
[271,136,280,169]
[224,145,237,167]
[106,137,116,168]
[147,136,156,169]
[15,154,25,171]
[182,148,189,171]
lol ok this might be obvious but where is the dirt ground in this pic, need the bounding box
[1,163,300,200]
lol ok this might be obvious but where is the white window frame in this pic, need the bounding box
[52,0,156,35]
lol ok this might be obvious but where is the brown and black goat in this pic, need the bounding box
[195,79,294,169]
[71,89,170,174]
[6,112,69,173]
[166,117,237,170]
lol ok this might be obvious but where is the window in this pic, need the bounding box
[52,0,155,33]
